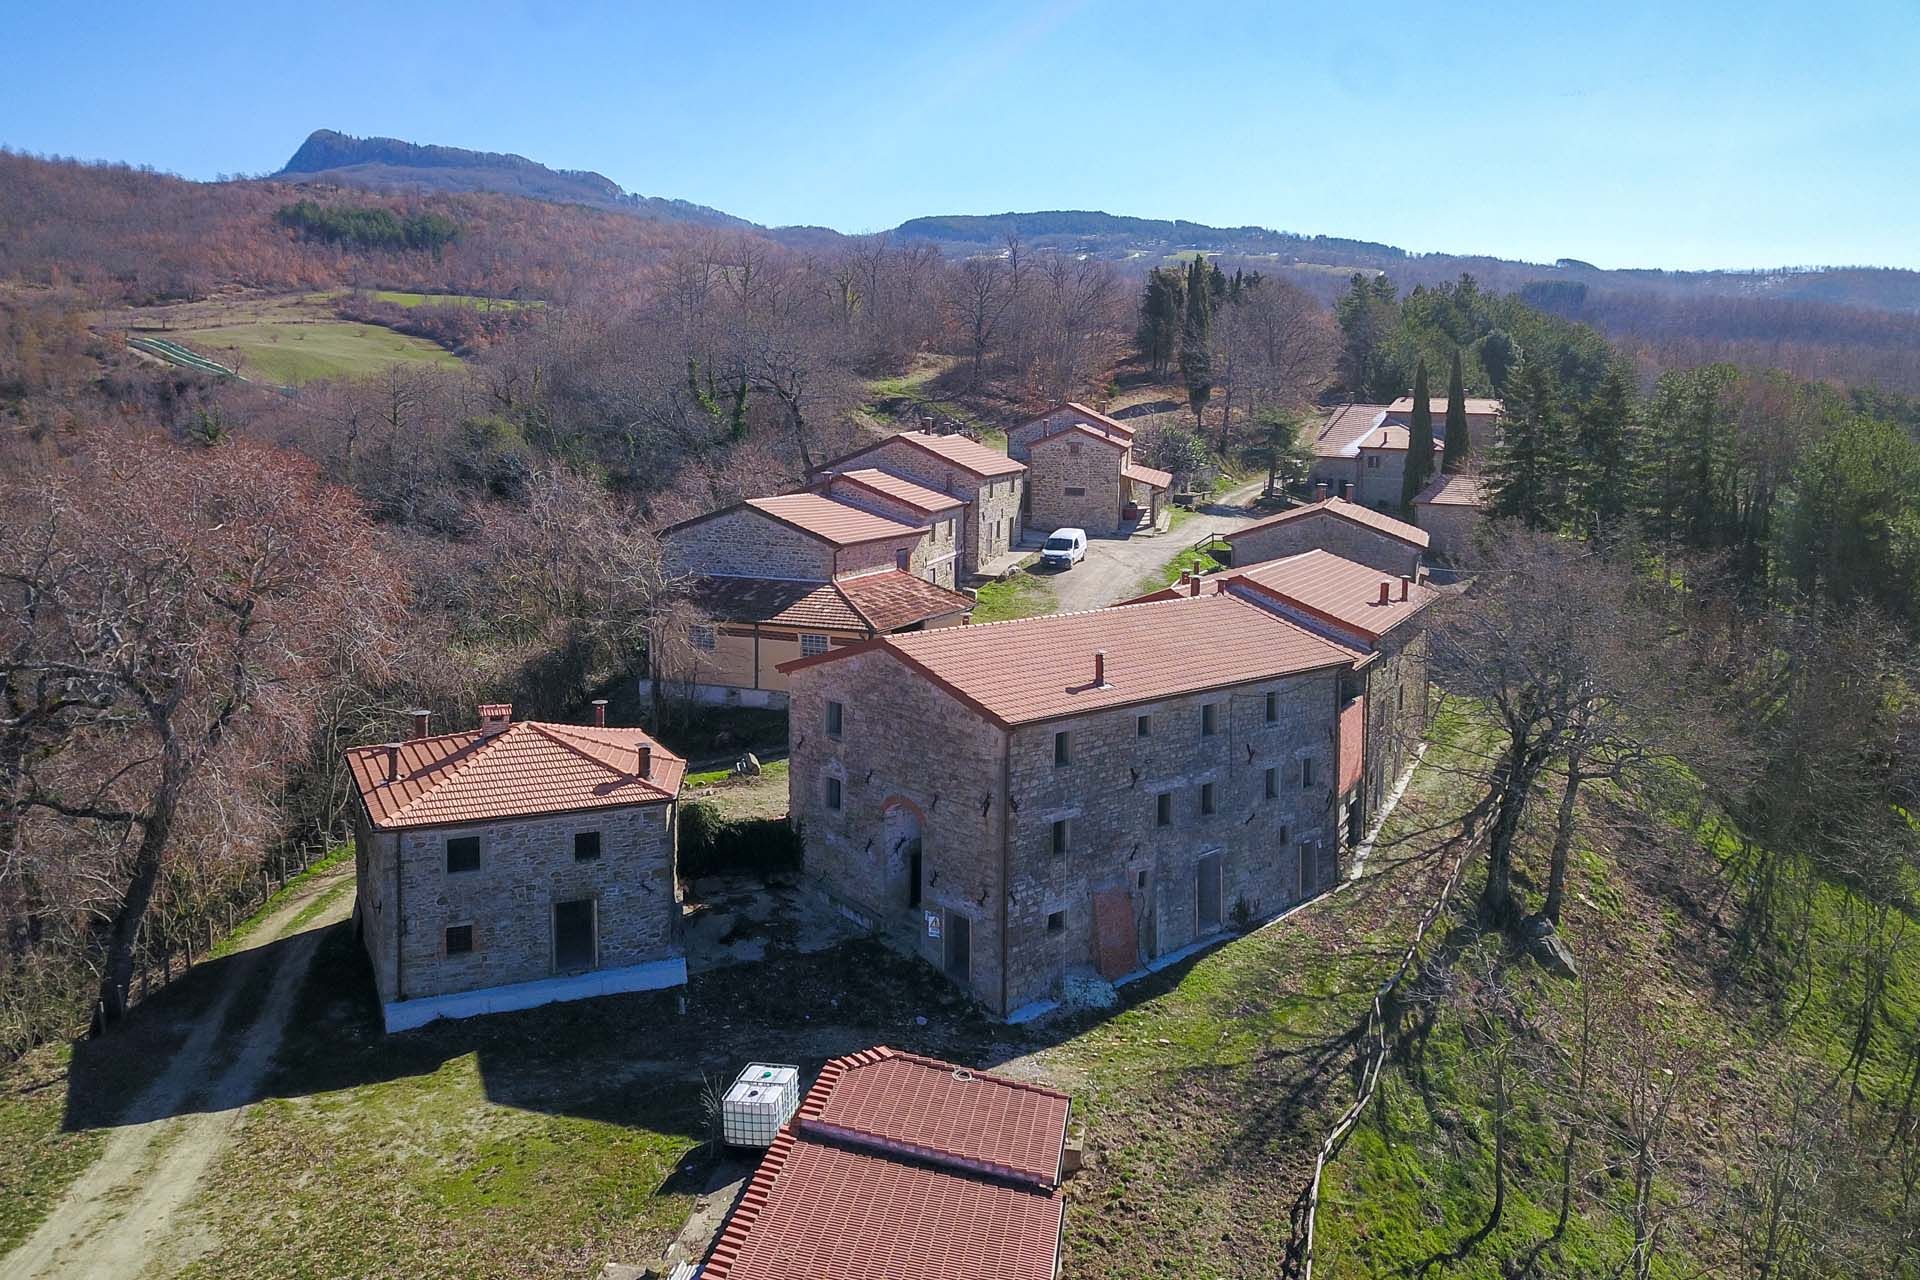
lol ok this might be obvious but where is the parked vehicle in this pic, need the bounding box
[1040,528,1088,569]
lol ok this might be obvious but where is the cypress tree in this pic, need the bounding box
[1401,359,1435,507]
[1441,350,1469,473]
[1179,256,1213,429]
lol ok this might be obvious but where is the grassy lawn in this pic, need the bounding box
[969,569,1056,623]
[1130,539,1229,599]
[364,290,542,311]
[213,844,354,959]
[865,354,1008,449]
[684,760,789,824]
[179,320,460,385]
[0,1044,104,1256]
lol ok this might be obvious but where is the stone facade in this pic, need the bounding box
[787,651,1345,1017]
[1353,629,1429,833]
[1354,441,1442,510]
[1415,500,1485,564]
[824,441,1025,576]
[354,800,680,1007]
[824,479,962,587]
[1026,429,1127,534]
[1227,511,1424,579]
[1009,406,1130,462]
[663,505,929,584]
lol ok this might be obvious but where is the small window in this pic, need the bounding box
[1051,819,1070,854]
[825,700,844,737]
[1064,486,1086,497]
[1398,686,1405,711]
[1047,911,1065,933]
[1265,767,1279,800]
[1137,713,1152,737]
[445,924,474,955]
[895,549,910,570]
[1053,731,1071,766]
[802,634,830,657]
[1279,824,1290,844]
[1200,782,1216,816]
[1265,691,1278,722]
[1068,441,1083,457]
[1156,793,1172,827]
[574,830,602,862]
[446,836,480,874]
[1367,455,1381,470]
[826,777,843,811]
[1301,757,1316,788]
[1201,704,1218,737]
[1137,869,1148,888]
[690,624,716,652]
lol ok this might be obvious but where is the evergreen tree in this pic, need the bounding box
[1778,415,1920,629]
[1135,266,1184,380]
[1570,367,1638,542]
[1179,256,1213,429]
[1477,329,1516,393]
[1401,359,1435,507]
[1485,355,1572,530]
[1334,272,1404,401]
[1441,350,1470,472]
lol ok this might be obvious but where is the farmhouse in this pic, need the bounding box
[345,703,687,1032]
[1006,400,1134,461]
[1412,470,1490,563]
[1352,421,1446,509]
[704,1046,1072,1280]
[1306,402,1390,493]
[779,595,1355,1018]
[816,430,1028,578]
[1222,494,1428,579]
[657,491,974,706]
[1023,420,1171,535]
[1384,394,1503,436]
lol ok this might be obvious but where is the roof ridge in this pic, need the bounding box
[892,591,1230,639]
[372,724,519,824]
[524,721,675,802]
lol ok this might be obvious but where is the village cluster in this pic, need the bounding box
[342,395,1493,1277]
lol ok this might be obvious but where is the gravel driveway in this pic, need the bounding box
[1035,478,1273,614]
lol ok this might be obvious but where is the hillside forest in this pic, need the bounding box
[4,149,1920,1276]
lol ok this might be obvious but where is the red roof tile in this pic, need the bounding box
[781,594,1356,726]
[827,430,1026,479]
[832,468,966,513]
[1123,461,1173,489]
[1032,421,1127,452]
[1413,472,1488,508]
[1387,395,1502,416]
[1062,400,1136,436]
[746,493,924,545]
[1226,497,1430,552]
[684,576,866,631]
[836,570,975,632]
[345,720,684,830]
[1229,548,1437,644]
[1312,403,1390,459]
[1358,423,1446,453]
[704,1047,1070,1280]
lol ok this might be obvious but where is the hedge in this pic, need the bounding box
[679,800,802,881]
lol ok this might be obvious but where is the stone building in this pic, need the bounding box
[1306,402,1390,494]
[1024,421,1171,535]
[1007,401,1134,462]
[817,430,1027,578]
[345,703,687,1032]
[1223,495,1428,579]
[780,595,1358,1018]
[1353,422,1445,509]
[1412,471,1490,564]
[1385,394,1503,440]
[1307,399,1500,502]
[657,491,974,706]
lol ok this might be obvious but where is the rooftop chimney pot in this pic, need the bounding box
[1399,576,1411,601]
[1378,580,1392,605]
[639,744,653,778]
[478,703,512,735]
[1314,482,1329,502]
[383,742,401,784]
[1093,649,1107,687]
[409,709,430,740]
[591,698,608,728]
[1188,576,1201,597]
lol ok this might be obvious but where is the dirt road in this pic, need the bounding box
[1040,477,1272,615]
[4,866,355,1280]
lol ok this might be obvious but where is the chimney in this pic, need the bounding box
[1093,649,1107,687]
[383,742,401,784]
[409,708,431,740]
[1378,581,1391,605]
[478,703,512,736]
[1314,482,1329,502]
[1340,481,1352,501]
[638,744,653,778]
[1188,575,1201,597]
[1177,569,1192,588]
[591,698,608,728]
[1399,576,1411,601]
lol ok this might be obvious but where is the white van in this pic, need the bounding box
[1040,528,1088,570]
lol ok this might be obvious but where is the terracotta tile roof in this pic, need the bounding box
[684,576,866,631]
[1123,461,1173,489]
[1062,400,1136,436]
[346,720,684,831]
[1358,423,1446,453]
[781,593,1356,726]
[1033,420,1127,452]
[746,493,925,546]
[831,468,966,514]
[1387,396,1502,416]
[1413,472,1489,508]
[827,430,1026,479]
[1226,497,1430,552]
[704,1047,1070,1280]
[1227,548,1437,644]
[836,570,975,632]
[1313,403,1390,459]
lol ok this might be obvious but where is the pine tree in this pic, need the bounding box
[1179,256,1213,430]
[1136,266,1184,380]
[1442,350,1470,473]
[1485,355,1572,530]
[1570,367,1638,542]
[1401,359,1435,507]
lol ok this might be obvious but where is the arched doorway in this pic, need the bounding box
[880,798,925,909]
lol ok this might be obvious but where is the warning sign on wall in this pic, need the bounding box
[925,910,942,939]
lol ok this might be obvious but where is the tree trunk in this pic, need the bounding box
[1482,745,1534,924]
[96,802,171,1029]
[1544,747,1586,924]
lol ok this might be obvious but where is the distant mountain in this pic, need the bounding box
[275,129,754,229]
[892,210,1406,266]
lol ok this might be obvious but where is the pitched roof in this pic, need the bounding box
[1226,496,1430,552]
[1387,396,1502,416]
[1061,400,1136,437]
[704,1047,1070,1280]
[345,720,684,830]
[1032,420,1128,452]
[836,570,976,632]
[831,468,966,514]
[828,430,1026,479]
[1313,403,1390,459]
[1123,461,1174,489]
[745,493,925,546]
[1228,548,1438,644]
[1357,423,1446,453]
[781,593,1356,726]
[1413,471,1489,508]
[684,571,973,634]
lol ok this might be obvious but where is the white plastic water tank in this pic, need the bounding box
[722,1062,801,1147]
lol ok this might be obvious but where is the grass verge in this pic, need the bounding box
[969,569,1056,623]
[213,844,354,959]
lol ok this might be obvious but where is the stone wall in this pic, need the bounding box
[1227,512,1424,579]
[831,529,930,580]
[828,442,1025,574]
[666,508,832,580]
[1027,432,1125,533]
[357,801,680,1005]
[971,475,1025,570]
[1009,408,1128,461]
[1359,629,1429,823]
[1415,502,1484,564]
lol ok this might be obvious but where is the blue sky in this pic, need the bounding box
[4,0,1916,270]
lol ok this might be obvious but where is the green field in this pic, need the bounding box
[176,320,460,385]
[363,290,541,311]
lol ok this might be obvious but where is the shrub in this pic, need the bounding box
[678,801,801,881]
